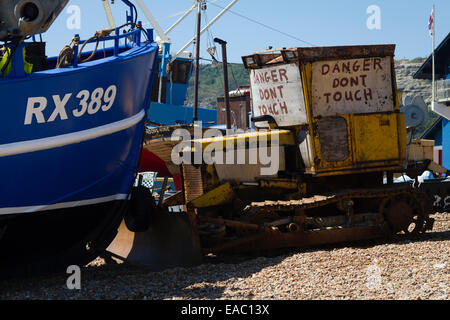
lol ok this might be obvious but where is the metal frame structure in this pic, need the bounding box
[100,0,239,103]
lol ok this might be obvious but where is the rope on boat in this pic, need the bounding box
[57,22,141,68]
[56,36,80,68]
[78,28,115,64]
[78,22,138,64]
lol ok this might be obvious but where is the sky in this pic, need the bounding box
[44,0,450,63]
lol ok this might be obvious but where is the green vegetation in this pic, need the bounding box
[186,63,249,109]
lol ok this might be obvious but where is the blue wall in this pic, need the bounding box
[148,102,217,126]
[434,122,443,147]
[165,82,190,106]
[442,118,450,169]
[423,118,443,146]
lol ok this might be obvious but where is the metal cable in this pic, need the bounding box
[208,2,316,47]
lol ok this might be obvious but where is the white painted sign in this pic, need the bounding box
[311,57,394,117]
[249,63,307,127]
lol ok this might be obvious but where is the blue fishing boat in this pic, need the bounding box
[0,0,159,274]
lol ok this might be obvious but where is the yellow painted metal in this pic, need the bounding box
[205,164,220,187]
[295,54,407,177]
[259,179,298,190]
[156,177,174,183]
[300,63,318,164]
[185,45,408,209]
[397,114,407,165]
[352,113,402,162]
[309,113,406,176]
[189,130,296,153]
[190,182,236,208]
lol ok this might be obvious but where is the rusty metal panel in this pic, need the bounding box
[249,63,307,127]
[217,94,251,129]
[311,57,394,117]
[295,44,396,62]
[318,117,350,162]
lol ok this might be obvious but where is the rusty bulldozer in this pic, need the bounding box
[107,44,444,268]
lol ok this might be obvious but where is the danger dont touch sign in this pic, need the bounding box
[311,57,394,117]
[249,63,307,127]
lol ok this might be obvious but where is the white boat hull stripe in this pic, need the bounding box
[0,194,129,215]
[0,110,146,158]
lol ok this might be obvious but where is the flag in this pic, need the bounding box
[428,7,434,36]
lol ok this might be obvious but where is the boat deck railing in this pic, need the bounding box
[71,23,153,68]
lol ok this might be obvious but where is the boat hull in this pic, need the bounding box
[0,42,158,272]
[0,200,124,276]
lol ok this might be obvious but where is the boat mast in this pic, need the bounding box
[193,0,204,122]
[171,0,239,63]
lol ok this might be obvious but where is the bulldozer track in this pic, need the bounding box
[243,183,421,216]
[196,183,434,255]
